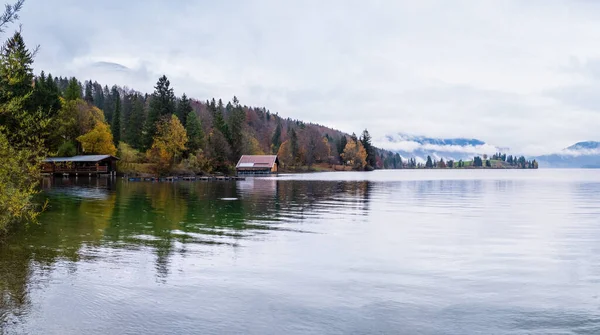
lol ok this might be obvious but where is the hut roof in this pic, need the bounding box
[43,155,119,163]
[236,155,278,169]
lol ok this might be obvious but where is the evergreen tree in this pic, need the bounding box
[290,128,299,164]
[84,80,93,103]
[0,30,43,145]
[176,93,192,127]
[126,93,145,149]
[228,99,245,160]
[271,121,282,154]
[185,110,204,153]
[64,77,82,101]
[425,155,433,168]
[144,75,176,149]
[111,86,121,145]
[92,81,104,110]
[360,129,376,168]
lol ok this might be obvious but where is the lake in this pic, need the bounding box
[2,170,600,334]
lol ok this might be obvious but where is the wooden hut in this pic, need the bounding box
[235,155,279,175]
[42,155,119,176]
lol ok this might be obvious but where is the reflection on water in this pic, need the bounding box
[2,170,600,334]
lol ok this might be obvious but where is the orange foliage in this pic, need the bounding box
[341,139,367,170]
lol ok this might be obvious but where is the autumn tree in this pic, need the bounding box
[0,1,50,231]
[76,121,117,156]
[277,140,293,168]
[207,129,231,172]
[341,138,367,170]
[146,115,188,175]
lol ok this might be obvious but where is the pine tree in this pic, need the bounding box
[228,98,245,160]
[144,75,176,149]
[176,93,192,127]
[64,77,82,101]
[271,121,282,154]
[185,110,204,153]
[126,93,145,149]
[111,86,121,145]
[84,80,93,103]
[92,81,104,110]
[360,129,376,168]
[290,128,299,164]
[425,155,433,168]
[0,30,40,145]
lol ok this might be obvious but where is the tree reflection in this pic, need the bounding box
[0,177,372,321]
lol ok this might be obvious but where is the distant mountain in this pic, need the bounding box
[377,133,503,162]
[536,141,600,168]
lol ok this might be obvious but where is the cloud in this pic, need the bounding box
[13,0,600,155]
[374,140,501,156]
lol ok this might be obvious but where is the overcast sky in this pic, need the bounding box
[16,0,600,154]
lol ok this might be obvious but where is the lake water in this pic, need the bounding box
[2,170,600,334]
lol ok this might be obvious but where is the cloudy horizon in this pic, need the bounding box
[15,0,600,155]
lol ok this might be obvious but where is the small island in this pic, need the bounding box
[408,153,538,169]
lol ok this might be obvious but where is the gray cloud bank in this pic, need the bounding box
[15,0,600,155]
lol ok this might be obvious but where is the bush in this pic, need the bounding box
[0,131,46,233]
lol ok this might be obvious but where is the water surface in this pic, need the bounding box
[2,170,600,334]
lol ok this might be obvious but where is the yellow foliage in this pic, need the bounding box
[146,115,188,175]
[277,140,293,168]
[244,133,265,155]
[118,142,142,163]
[341,139,367,170]
[76,122,117,156]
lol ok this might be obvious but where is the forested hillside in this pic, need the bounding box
[43,74,402,174]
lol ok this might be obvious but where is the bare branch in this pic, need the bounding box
[0,0,24,33]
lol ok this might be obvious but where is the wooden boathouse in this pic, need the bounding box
[42,155,119,176]
[235,155,279,175]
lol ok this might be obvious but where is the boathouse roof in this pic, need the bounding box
[236,155,278,169]
[43,155,120,163]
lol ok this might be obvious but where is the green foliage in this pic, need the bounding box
[185,110,204,153]
[144,75,176,149]
[84,80,93,103]
[176,93,192,127]
[0,131,45,232]
[290,128,299,164]
[271,121,281,154]
[228,98,245,160]
[64,77,82,101]
[111,86,121,145]
[360,129,376,168]
[57,141,76,157]
[126,93,145,150]
[117,142,142,163]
